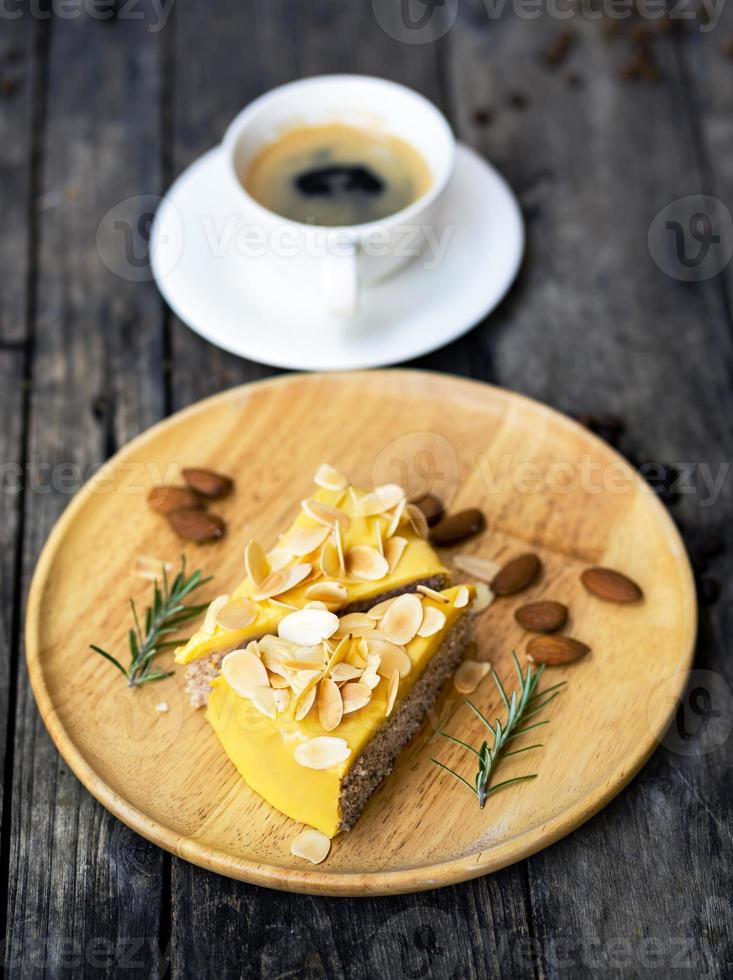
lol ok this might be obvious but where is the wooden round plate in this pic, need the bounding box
[26,371,696,896]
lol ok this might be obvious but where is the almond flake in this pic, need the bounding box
[454,585,470,608]
[286,525,331,557]
[291,827,331,864]
[366,596,399,619]
[278,608,340,646]
[305,600,329,610]
[375,521,384,556]
[417,585,450,603]
[368,639,412,678]
[305,581,348,603]
[385,668,400,716]
[451,553,501,582]
[453,659,491,694]
[359,483,405,516]
[473,582,494,613]
[320,539,340,577]
[335,613,376,636]
[215,596,258,631]
[361,654,382,689]
[302,498,351,530]
[244,540,269,587]
[386,497,406,537]
[341,682,371,714]
[201,595,230,635]
[251,686,277,718]
[379,593,424,645]
[313,463,347,492]
[267,548,292,572]
[332,523,346,575]
[294,736,351,769]
[330,662,364,684]
[318,678,343,731]
[417,605,447,637]
[294,686,317,721]
[253,564,312,601]
[269,672,290,689]
[134,555,173,582]
[222,649,270,700]
[405,503,429,538]
[384,535,408,572]
[283,658,325,671]
[267,598,299,610]
[347,545,389,581]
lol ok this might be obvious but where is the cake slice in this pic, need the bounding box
[206,583,475,837]
[178,465,450,706]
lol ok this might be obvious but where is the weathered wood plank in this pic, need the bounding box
[443,7,733,977]
[5,10,167,977]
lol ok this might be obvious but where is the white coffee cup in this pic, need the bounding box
[222,74,455,317]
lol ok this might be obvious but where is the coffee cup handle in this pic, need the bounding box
[320,244,358,317]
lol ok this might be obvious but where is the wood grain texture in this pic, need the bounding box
[4,12,168,978]
[25,372,695,896]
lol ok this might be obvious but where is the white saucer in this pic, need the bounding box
[151,144,524,371]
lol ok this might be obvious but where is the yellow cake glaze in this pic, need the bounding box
[206,585,474,837]
[176,480,449,665]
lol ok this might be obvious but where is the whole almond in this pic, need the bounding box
[147,485,202,515]
[411,493,445,528]
[182,468,234,499]
[429,508,486,546]
[526,635,590,665]
[491,553,542,596]
[515,601,568,633]
[581,567,643,603]
[167,507,226,543]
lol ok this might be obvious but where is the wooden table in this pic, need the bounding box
[2,2,732,976]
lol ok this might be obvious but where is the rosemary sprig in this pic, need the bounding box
[432,652,565,807]
[90,557,211,688]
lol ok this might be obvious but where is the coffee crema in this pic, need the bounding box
[242,122,432,226]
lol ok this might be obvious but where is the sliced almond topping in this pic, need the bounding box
[320,538,341,578]
[417,605,447,637]
[384,535,408,572]
[453,659,491,694]
[294,685,317,721]
[366,596,399,619]
[285,525,331,557]
[313,463,348,492]
[269,672,290,690]
[267,548,292,572]
[360,483,405,516]
[330,662,364,685]
[341,682,372,714]
[368,639,412,678]
[302,498,351,530]
[335,612,376,637]
[134,555,173,581]
[273,689,291,713]
[417,584,450,603]
[267,597,299,611]
[405,502,429,538]
[291,827,331,864]
[222,649,270,700]
[278,608,340,646]
[361,654,382,689]
[318,677,343,731]
[332,523,346,576]
[215,596,258,631]
[385,668,400,717]
[305,600,329,610]
[451,554,501,582]
[454,585,470,608]
[294,736,351,770]
[379,593,424,645]
[472,582,495,613]
[253,564,312,601]
[244,540,269,587]
[347,545,389,581]
[201,595,230,635]
[374,521,384,556]
[251,686,277,719]
[282,659,326,671]
[385,497,406,538]
[305,581,348,604]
